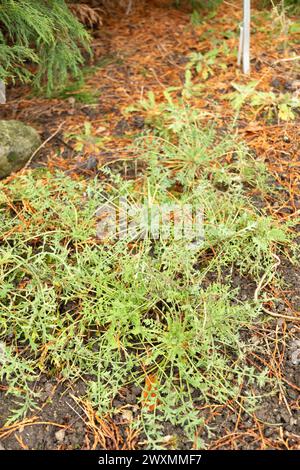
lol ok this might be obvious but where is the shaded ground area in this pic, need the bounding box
[0,0,299,450]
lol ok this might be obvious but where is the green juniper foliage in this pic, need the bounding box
[0,0,91,95]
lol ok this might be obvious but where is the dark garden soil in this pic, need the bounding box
[0,338,299,450]
[0,0,299,450]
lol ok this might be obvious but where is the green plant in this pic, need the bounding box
[125,91,166,129]
[187,46,228,80]
[125,84,204,131]
[65,121,109,152]
[226,82,300,121]
[0,104,297,443]
[0,0,91,95]
[251,90,300,121]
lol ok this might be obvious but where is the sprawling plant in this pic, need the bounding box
[0,0,91,95]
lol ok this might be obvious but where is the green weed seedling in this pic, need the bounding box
[226,81,300,122]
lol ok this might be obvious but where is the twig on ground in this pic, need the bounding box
[21,120,66,173]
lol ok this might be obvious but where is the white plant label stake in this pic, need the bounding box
[238,0,251,74]
[0,81,6,104]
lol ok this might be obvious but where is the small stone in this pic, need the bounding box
[55,429,66,443]
[122,410,133,422]
[0,442,5,450]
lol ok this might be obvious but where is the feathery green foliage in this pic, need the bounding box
[0,104,297,443]
[0,0,91,95]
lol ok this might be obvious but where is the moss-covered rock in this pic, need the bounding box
[0,120,41,178]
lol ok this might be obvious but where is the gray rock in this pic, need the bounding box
[0,120,41,178]
[0,442,5,450]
